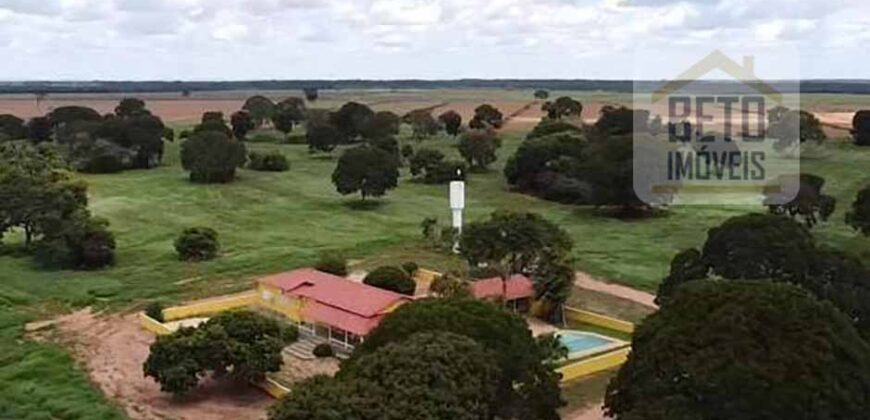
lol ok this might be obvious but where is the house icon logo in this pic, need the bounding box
[632,48,801,206]
[651,50,783,105]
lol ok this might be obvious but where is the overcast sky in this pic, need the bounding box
[0,0,867,81]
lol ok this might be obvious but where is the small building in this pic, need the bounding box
[256,268,411,351]
[471,274,535,312]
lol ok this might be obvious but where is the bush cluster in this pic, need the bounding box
[247,151,289,172]
[174,227,220,261]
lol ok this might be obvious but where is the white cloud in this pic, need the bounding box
[0,0,865,79]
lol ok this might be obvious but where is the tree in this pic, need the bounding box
[247,151,289,172]
[541,96,582,120]
[765,173,836,227]
[268,375,356,420]
[305,118,342,153]
[331,145,399,201]
[34,210,116,270]
[230,110,255,140]
[703,213,814,281]
[404,110,439,140]
[242,95,276,127]
[144,310,297,396]
[459,212,573,307]
[469,104,503,129]
[174,227,220,261]
[27,116,53,143]
[47,106,102,126]
[193,112,234,138]
[846,185,870,235]
[852,110,870,146]
[350,298,564,420]
[115,97,148,118]
[504,131,587,197]
[314,252,347,276]
[180,131,247,183]
[408,148,445,178]
[303,88,318,102]
[331,102,374,142]
[767,108,826,148]
[0,114,27,141]
[654,248,708,306]
[534,89,549,100]
[428,271,472,298]
[658,213,870,339]
[525,119,583,140]
[570,133,649,214]
[458,129,501,170]
[605,280,870,420]
[594,105,648,135]
[343,332,499,420]
[530,253,574,322]
[0,142,85,248]
[271,98,306,139]
[362,111,400,140]
[363,266,416,295]
[438,110,462,136]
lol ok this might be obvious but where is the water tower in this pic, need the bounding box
[449,178,465,252]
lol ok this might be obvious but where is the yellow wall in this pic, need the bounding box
[557,347,631,383]
[565,307,635,334]
[162,291,259,321]
[139,312,172,335]
[256,377,290,398]
[256,284,304,322]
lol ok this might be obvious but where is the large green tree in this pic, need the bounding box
[851,110,870,146]
[458,129,501,170]
[331,145,399,201]
[331,102,374,142]
[437,110,462,136]
[0,114,27,141]
[230,110,255,140]
[765,173,836,228]
[143,311,296,396]
[362,111,400,140]
[270,332,499,420]
[541,96,582,120]
[363,266,416,295]
[469,104,503,129]
[242,95,276,127]
[180,130,247,183]
[846,185,870,235]
[658,213,870,339]
[349,298,564,420]
[271,97,307,139]
[606,280,870,420]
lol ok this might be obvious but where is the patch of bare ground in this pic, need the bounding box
[43,309,272,420]
[574,272,658,309]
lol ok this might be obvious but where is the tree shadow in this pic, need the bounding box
[343,199,386,211]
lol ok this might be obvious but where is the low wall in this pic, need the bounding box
[139,312,172,335]
[565,307,635,334]
[557,347,631,383]
[257,377,290,399]
[162,291,259,321]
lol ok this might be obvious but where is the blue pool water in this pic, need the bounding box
[557,331,618,354]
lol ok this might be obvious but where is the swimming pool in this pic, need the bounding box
[557,330,627,360]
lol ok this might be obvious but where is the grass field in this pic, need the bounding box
[1,91,869,418]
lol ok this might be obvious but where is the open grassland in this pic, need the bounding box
[0,90,869,418]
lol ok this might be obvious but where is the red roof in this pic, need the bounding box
[257,268,410,336]
[471,274,535,301]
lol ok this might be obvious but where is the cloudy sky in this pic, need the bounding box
[0,0,867,80]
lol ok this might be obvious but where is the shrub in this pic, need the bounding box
[425,160,466,184]
[174,227,219,261]
[180,130,247,183]
[363,266,416,295]
[248,151,289,172]
[852,110,870,146]
[313,343,334,358]
[315,252,347,276]
[145,301,165,322]
[401,262,419,276]
[846,185,870,235]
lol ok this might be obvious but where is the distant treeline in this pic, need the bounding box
[1,79,869,94]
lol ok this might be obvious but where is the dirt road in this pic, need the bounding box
[574,272,658,309]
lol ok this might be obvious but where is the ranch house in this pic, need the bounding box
[256,268,411,351]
